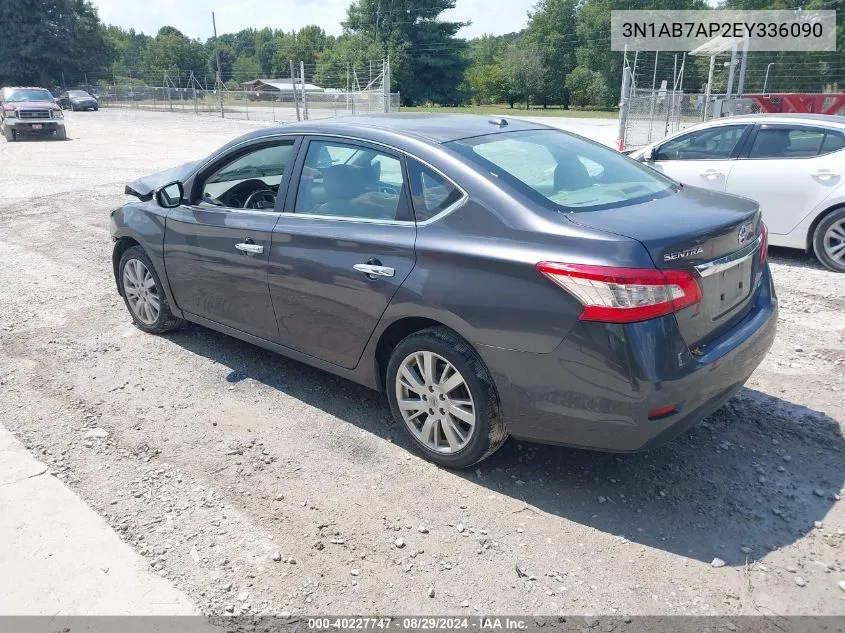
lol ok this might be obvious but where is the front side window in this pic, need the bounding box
[655,125,748,161]
[294,140,409,221]
[200,141,294,209]
[448,130,676,212]
[749,127,844,158]
[407,159,464,222]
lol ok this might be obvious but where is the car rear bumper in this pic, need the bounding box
[477,265,778,452]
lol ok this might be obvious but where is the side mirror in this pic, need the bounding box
[646,146,658,162]
[155,182,184,208]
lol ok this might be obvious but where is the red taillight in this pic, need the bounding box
[647,404,678,420]
[759,222,769,264]
[536,262,702,323]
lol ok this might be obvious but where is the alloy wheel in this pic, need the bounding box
[122,258,160,325]
[395,351,476,454]
[823,218,845,265]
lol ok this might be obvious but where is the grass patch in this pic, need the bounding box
[399,105,617,119]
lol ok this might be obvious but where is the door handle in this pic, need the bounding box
[701,169,724,179]
[353,263,394,278]
[812,170,839,181]
[235,241,263,254]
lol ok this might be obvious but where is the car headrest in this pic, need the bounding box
[323,165,365,200]
[554,156,593,191]
[755,130,791,156]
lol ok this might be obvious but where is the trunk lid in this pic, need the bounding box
[567,185,764,348]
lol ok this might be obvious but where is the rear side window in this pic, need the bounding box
[293,140,410,221]
[407,159,464,222]
[656,125,748,160]
[749,126,845,158]
[447,129,676,212]
[821,132,845,154]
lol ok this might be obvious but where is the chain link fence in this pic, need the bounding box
[76,59,399,123]
[95,87,400,123]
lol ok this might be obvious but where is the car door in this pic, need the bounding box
[268,136,416,369]
[163,137,300,341]
[646,124,751,192]
[725,124,845,237]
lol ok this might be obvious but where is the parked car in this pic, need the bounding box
[57,89,99,111]
[628,114,845,272]
[111,114,777,467]
[0,86,66,141]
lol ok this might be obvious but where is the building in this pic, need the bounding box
[238,78,326,95]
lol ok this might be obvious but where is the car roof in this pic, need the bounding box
[2,86,51,91]
[699,113,845,129]
[231,113,556,146]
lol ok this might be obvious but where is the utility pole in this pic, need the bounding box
[346,63,350,113]
[300,61,308,120]
[704,55,716,121]
[737,37,749,97]
[212,11,224,118]
[290,60,300,121]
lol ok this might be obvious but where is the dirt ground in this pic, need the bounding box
[1,109,844,617]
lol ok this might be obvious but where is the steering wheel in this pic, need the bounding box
[244,188,276,209]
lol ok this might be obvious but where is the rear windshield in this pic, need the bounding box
[5,89,54,102]
[447,129,677,212]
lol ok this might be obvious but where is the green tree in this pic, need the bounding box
[0,0,113,88]
[464,35,509,104]
[232,55,261,82]
[344,0,469,105]
[503,41,544,108]
[315,33,383,89]
[565,66,608,107]
[525,0,578,107]
[206,43,236,82]
[104,26,151,77]
[141,26,207,85]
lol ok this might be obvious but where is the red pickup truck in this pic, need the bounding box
[0,86,67,141]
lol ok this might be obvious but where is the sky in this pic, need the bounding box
[91,0,537,40]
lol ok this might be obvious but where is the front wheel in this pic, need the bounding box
[813,208,845,272]
[386,327,507,468]
[118,246,183,334]
[55,127,66,140]
[3,126,14,142]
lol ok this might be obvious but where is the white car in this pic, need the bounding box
[629,114,845,272]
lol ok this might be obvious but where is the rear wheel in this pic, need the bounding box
[813,208,845,273]
[386,327,507,468]
[118,246,183,334]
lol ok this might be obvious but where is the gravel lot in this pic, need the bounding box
[1,109,844,617]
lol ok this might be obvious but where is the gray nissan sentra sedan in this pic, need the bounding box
[110,114,777,468]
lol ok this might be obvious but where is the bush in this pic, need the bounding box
[566,67,609,108]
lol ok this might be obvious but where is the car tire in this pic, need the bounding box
[3,127,14,142]
[94,107,98,111]
[385,327,508,468]
[118,246,184,334]
[813,208,845,273]
[55,128,66,140]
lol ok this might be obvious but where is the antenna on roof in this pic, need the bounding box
[489,118,508,127]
